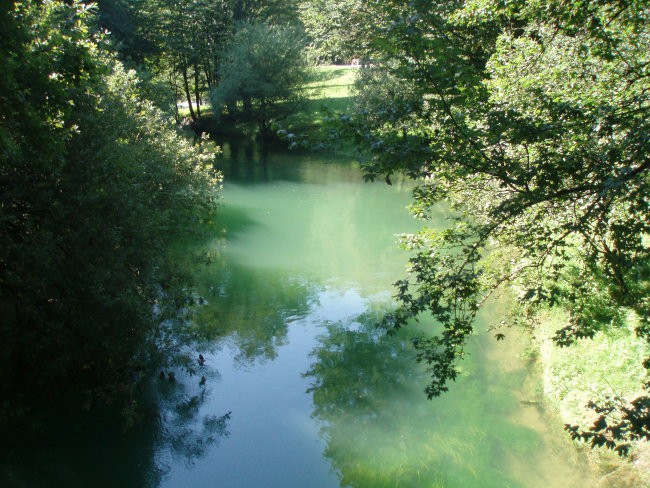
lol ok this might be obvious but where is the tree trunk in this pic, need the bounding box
[171,72,180,123]
[181,66,196,122]
[258,99,270,140]
[204,66,215,89]
[193,66,201,118]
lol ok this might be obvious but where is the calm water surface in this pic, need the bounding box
[0,143,600,488]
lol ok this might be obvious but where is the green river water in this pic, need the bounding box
[1,142,602,488]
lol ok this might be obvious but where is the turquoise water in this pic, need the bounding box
[157,144,598,487]
[0,143,600,488]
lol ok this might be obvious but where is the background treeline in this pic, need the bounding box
[96,0,313,127]
[95,0,367,137]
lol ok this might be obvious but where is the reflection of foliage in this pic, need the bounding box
[159,382,231,465]
[193,259,316,366]
[168,412,230,463]
[305,317,541,487]
[306,321,416,417]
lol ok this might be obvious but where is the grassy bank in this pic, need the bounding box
[533,308,650,486]
[182,65,358,151]
[286,65,356,128]
[276,64,357,153]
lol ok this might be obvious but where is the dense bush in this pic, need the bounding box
[210,22,313,139]
[0,0,221,417]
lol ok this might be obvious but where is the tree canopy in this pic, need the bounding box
[343,0,650,451]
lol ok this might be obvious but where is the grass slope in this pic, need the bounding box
[535,308,650,486]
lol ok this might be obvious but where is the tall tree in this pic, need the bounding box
[347,0,650,451]
[135,0,233,121]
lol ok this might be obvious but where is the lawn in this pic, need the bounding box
[279,64,358,151]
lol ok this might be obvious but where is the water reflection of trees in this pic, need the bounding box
[304,315,531,488]
[194,260,316,367]
[0,376,230,488]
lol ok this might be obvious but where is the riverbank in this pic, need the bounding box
[279,64,357,152]
[187,65,358,154]
[533,308,650,486]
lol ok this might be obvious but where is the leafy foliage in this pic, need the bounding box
[210,22,313,138]
[0,0,221,417]
[138,0,234,120]
[299,0,370,63]
[345,0,650,449]
[230,0,304,25]
[96,0,304,122]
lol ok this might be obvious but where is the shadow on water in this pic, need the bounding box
[222,137,270,183]
[212,204,261,242]
[0,376,230,488]
[0,214,245,488]
[188,197,320,367]
[211,135,285,184]
[212,134,377,187]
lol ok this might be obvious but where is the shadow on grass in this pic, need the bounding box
[287,96,352,130]
[308,83,353,91]
[199,93,354,151]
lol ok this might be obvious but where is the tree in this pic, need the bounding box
[0,0,221,418]
[230,0,303,25]
[96,0,304,125]
[210,22,313,139]
[299,0,371,63]
[346,0,650,451]
[96,0,156,63]
[138,0,233,122]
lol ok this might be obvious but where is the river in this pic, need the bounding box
[0,141,601,487]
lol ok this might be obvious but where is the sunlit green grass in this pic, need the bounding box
[281,64,358,152]
[307,65,357,99]
[537,309,648,425]
[534,308,650,479]
[178,103,213,119]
